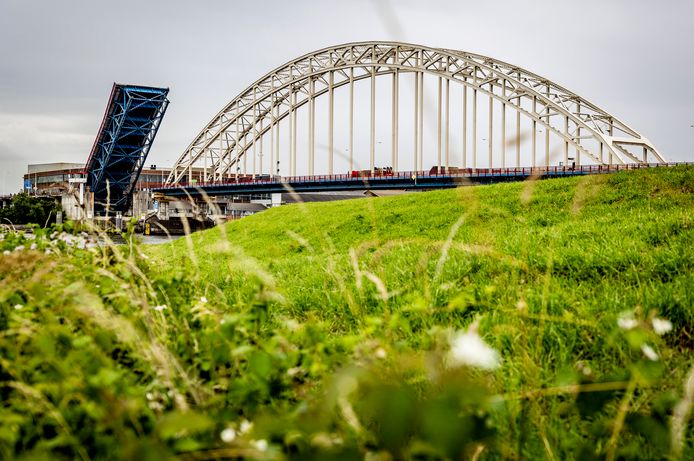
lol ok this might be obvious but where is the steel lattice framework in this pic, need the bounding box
[167,42,664,185]
[86,83,169,213]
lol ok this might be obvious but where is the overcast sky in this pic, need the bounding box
[1,0,692,193]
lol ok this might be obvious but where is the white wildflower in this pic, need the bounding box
[148,401,164,411]
[13,245,24,252]
[375,347,387,359]
[145,392,154,401]
[220,427,237,443]
[29,243,37,251]
[153,304,168,312]
[311,433,335,449]
[284,318,301,331]
[287,367,303,377]
[641,344,659,361]
[200,296,208,304]
[447,329,500,370]
[652,317,673,336]
[617,313,638,330]
[44,249,51,255]
[3,250,9,256]
[239,420,253,434]
[576,361,592,377]
[252,439,268,451]
[13,304,23,310]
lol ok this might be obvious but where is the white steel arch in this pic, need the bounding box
[167,41,665,185]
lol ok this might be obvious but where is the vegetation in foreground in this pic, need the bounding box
[0,166,692,460]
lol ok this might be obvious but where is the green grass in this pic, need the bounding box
[155,166,693,336]
[1,166,692,460]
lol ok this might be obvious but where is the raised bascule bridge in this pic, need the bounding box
[153,41,673,202]
[85,83,169,215]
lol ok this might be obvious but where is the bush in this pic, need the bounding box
[0,193,63,226]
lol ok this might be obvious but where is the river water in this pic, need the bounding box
[97,234,184,246]
[139,234,184,245]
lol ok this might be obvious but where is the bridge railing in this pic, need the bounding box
[152,162,691,190]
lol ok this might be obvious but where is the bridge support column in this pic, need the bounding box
[516,105,521,167]
[204,138,209,183]
[445,78,450,171]
[370,62,376,173]
[289,94,293,176]
[472,88,477,168]
[270,92,275,176]
[252,87,257,178]
[329,71,334,175]
[437,76,442,170]
[392,69,399,171]
[501,85,506,168]
[418,68,424,172]
[564,115,569,167]
[545,123,550,168]
[274,100,280,175]
[545,86,550,168]
[235,114,240,180]
[532,96,537,168]
[516,71,522,167]
[291,91,297,176]
[608,122,614,165]
[414,71,419,171]
[259,116,264,175]
[309,77,316,175]
[488,92,493,168]
[462,85,467,168]
[576,101,582,166]
[349,67,354,172]
[243,119,247,177]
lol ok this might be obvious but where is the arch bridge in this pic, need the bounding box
[161,41,665,194]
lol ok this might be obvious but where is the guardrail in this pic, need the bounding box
[151,162,692,190]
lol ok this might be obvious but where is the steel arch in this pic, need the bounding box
[167,42,664,185]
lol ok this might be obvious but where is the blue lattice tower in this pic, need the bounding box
[86,84,169,214]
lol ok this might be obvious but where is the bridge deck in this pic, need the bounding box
[153,163,688,198]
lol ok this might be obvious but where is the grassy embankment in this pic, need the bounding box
[1,166,692,460]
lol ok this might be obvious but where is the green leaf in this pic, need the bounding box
[157,411,214,440]
[248,351,273,381]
